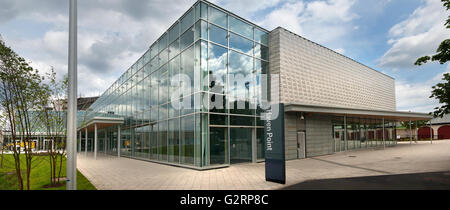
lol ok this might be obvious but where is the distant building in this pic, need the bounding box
[78,97,99,111]
[424,115,450,140]
[1,97,99,152]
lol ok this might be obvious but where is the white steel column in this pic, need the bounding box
[409,119,412,145]
[94,123,98,160]
[430,121,433,144]
[78,131,81,152]
[415,120,418,143]
[104,129,107,154]
[66,0,77,190]
[344,115,347,151]
[382,117,385,149]
[85,128,88,156]
[118,125,121,157]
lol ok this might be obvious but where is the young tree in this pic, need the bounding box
[40,68,68,186]
[0,36,51,190]
[414,0,450,117]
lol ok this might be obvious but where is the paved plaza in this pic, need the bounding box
[77,140,450,190]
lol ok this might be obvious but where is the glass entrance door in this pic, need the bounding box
[230,128,253,164]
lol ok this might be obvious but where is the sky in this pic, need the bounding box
[0,0,449,113]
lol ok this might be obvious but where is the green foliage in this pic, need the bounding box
[444,0,450,28]
[430,73,450,117]
[414,56,431,66]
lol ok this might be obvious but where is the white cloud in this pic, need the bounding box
[210,0,282,19]
[396,64,450,113]
[1,0,196,97]
[334,48,345,54]
[378,0,450,70]
[259,0,358,46]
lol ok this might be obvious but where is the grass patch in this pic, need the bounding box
[0,154,96,190]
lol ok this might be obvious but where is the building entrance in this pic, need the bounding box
[230,128,253,164]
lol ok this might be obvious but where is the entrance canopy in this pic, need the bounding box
[77,116,124,132]
[284,104,432,121]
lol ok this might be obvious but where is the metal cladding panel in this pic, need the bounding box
[269,28,396,111]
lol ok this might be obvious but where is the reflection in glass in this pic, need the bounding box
[180,27,194,51]
[181,9,194,33]
[169,39,180,60]
[210,127,228,165]
[254,44,269,60]
[159,33,168,52]
[208,43,227,94]
[181,45,195,94]
[229,33,253,55]
[169,23,179,44]
[209,7,227,28]
[181,115,195,165]
[255,28,269,46]
[229,16,253,40]
[209,24,227,46]
[230,128,252,164]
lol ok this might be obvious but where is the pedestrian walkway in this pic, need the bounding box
[77,140,450,190]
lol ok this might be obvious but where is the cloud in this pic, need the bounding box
[210,0,282,19]
[1,0,196,97]
[396,64,450,113]
[378,0,450,70]
[258,0,358,46]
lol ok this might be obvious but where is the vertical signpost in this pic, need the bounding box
[264,104,286,184]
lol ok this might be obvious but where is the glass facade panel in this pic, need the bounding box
[169,39,180,60]
[209,24,227,46]
[181,115,195,165]
[180,27,194,51]
[181,45,195,95]
[254,44,269,60]
[160,48,169,66]
[254,28,269,46]
[210,127,228,165]
[230,33,253,55]
[209,7,227,28]
[181,9,194,33]
[169,23,180,44]
[159,33,168,52]
[168,118,180,163]
[208,43,227,94]
[229,16,253,40]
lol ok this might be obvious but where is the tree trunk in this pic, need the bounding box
[57,152,63,184]
[1,146,4,168]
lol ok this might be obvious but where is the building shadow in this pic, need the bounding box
[282,171,450,190]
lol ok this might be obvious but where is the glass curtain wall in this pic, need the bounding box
[81,1,269,169]
[332,116,397,153]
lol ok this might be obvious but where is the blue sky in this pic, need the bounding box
[0,0,449,113]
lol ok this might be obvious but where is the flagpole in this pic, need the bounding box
[66,0,77,190]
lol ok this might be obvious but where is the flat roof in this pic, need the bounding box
[285,103,432,121]
[78,116,124,132]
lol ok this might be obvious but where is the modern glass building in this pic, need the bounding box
[77,0,432,170]
[78,0,269,169]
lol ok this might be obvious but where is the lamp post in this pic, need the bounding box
[66,0,77,190]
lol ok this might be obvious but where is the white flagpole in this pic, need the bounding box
[66,0,77,190]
